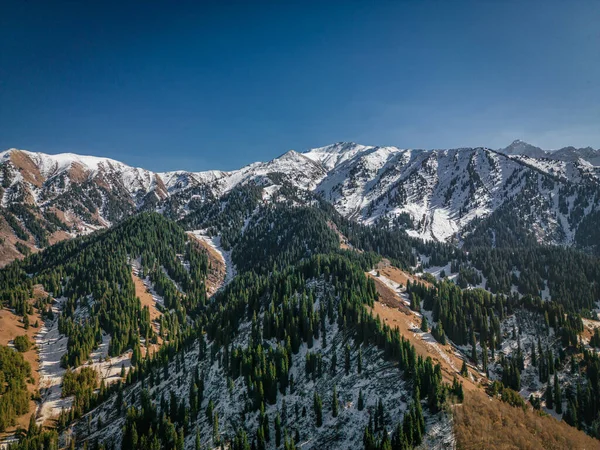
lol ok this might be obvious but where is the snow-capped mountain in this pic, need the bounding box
[1,141,599,264]
[499,139,547,159]
[499,139,600,166]
[306,143,600,244]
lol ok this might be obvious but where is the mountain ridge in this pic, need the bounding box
[1,141,600,266]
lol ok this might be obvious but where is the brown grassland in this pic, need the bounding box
[0,285,46,432]
[368,273,482,390]
[132,272,163,356]
[454,390,600,449]
[186,233,227,296]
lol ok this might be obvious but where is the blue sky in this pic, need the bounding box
[1,1,599,171]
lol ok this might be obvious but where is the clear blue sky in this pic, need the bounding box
[1,1,599,171]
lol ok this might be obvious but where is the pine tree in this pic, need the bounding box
[275,414,282,447]
[196,428,202,450]
[554,373,562,414]
[213,411,220,443]
[420,315,428,332]
[313,391,323,427]
[177,427,185,450]
[331,349,337,375]
[363,425,375,450]
[470,333,478,365]
[410,293,420,312]
[545,383,554,410]
[358,389,365,411]
[460,359,468,377]
[377,398,385,431]
[263,412,270,443]
[27,413,37,436]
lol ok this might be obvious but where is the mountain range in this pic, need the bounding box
[2,140,600,449]
[1,140,599,266]
[499,139,600,165]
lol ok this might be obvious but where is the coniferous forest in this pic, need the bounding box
[1,191,600,449]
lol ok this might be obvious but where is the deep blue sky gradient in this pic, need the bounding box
[1,1,599,171]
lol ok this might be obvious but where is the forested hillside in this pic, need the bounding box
[1,193,600,449]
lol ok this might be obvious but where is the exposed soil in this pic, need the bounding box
[581,318,600,343]
[367,273,482,391]
[327,220,356,251]
[9,150,45,187]
[68,162,89,183]
[375,258,433,288]
[47,230,71,246]
[187,233,227,296]
[0,288,45,432]
[153,175,169,200]
[132,272,163,356]
[0,216,38,268]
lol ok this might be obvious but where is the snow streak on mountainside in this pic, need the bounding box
[1,140,599,263]
[306,143,600,244]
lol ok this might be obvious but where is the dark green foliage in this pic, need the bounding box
[313,391,323,427]
[0,345,32,432]
[121,389,184,450]
[3,211,30,241]
[501,388,526,409]
[0,212,210,368]
[467,245,600,312]
[179,185,262,250]
[13,334,31,352]
[8,204,50,247]
[231,206,340,275]
[332,384,339,418]
[3,205,454,447]
[420,315,428,332]
[15,241,31,256]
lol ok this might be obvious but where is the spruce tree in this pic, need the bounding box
[313,391,323,427]
[554,373,562,414]
[420,315,428,332]
[460,359,468,377]
[345,344,351,375]
[196,428,202,450]
[275,414,282,447]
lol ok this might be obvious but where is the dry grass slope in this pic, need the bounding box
[454,391,600,450]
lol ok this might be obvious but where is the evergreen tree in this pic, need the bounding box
[313,391,323,427]
[275,414,282,447]
[420,315,428,332]
[460,359,468,377]
[345,344,351,375]
[554,373,562,414]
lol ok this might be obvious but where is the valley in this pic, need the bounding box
[0,143,599,449]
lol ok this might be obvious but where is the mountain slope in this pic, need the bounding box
[2,202,600,449]
[1,141,600,268]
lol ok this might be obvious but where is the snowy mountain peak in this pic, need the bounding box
[500,140,546,158]
[1,141,600,258]
[304,142,375,171]
[1,148,146,179]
